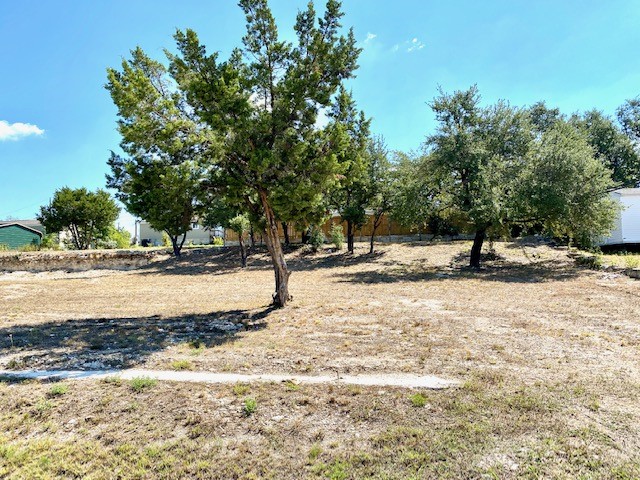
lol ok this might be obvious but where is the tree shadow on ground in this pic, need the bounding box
[0,306,274,371]
[0,375,33,384]
[137,245,388,276]
[136,242,581,285]
[335,255,583,285]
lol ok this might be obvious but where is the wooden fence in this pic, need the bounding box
[224,213,425,243]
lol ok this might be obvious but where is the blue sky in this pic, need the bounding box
[2,0,639,231]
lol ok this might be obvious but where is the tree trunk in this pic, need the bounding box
[239,235,247,268]
[470,229,486,268]
[282,222,290,246]
[169,232,187,257]
[369,212,383,254]
[259,190,291,307]
[347,220,354,254]
[249,226,256,249]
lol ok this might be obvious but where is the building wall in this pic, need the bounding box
[620,190,640,243]
[600,188,640,245]
[0,225,42,250]
[138,222,215,246]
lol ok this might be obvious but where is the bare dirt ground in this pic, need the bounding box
[1,240,639,478]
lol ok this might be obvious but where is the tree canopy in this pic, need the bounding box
[167,0,359,305]
[327,86,371,253]
[105,47,210,257]
[38,187,120,250]
[414,86,619,267]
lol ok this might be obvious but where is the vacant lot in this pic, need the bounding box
[1,241,639,478]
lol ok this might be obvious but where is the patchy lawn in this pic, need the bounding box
[1,240,639,478]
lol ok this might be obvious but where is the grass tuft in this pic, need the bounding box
[47,384,69,397]
[129,377,157,393]
[409,393,427,408]
[170,360,193,371]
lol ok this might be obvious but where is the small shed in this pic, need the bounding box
[0,223,44,250]
[601,188,640,246]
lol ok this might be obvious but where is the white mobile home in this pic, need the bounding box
[138,220,222,246]
[601,188,640,246]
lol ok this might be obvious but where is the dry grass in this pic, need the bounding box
[1,240,640,478]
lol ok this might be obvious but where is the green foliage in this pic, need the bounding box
[307,226,325,252]
[427,87,533,236]
[109,226,131,249]
[96,226,131,249]
[389,151,437,233]
[162,232,172,248]
[329,223,344,250]
[417,85,618,264]
[624,256,640,269]
[328,87,372,252]
[38,187,120,250]
[18,243,40,252]
[47,384,69,397]
[101,376,122,386]
[575,254,604,270]
[517,122,618,247]
[308,443,322,461]
[0,243,9,251]
[170,360,193,371]
[409,393,428,408]
[212,237,224,246]
[366,137,394,239]
[228,215,250,238]
[242,397,257,416]
[617,97,640,145]
[233,384,250,396]
[39,234,61,251]
[105,46,211,258]
[129,377,157,392]
[528,101,563,133]
[570,110,640,188]
[166,0,360,305]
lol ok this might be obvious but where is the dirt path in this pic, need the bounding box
[0,368,460,389]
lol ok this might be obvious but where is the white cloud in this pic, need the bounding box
[0,120,44,141]
[407,37,425,53]
[364,32,377,44]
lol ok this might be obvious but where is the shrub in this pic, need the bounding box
[101,376,122,386]
[129,376,157,392]
[409,393,428,408]
[19,243,40,252]
[212,237,224,246]
[307,226,325,252]
[233,383,250,396]
[170,360,193,371]
[624,255,640,269]
[576,254,603,270]
[48,383,69,397]
[109,226,132,249]
[243,397,257,416]
[308,443,322,461]
[0,243,9,251]
[96,239,118,249]
[329,224,344,250]
[40,234,61,250]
